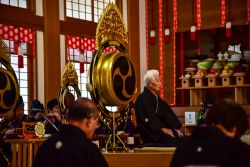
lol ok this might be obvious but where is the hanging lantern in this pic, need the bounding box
[164,28,170,44]
[79,52,85,73]
[190,25,196,41]
[18,45,24,68]
[149,29,156,45]
[226,21,232,38]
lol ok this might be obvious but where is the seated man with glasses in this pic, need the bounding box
[34,98,108,167]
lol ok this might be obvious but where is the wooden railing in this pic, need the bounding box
[4,138,46,167]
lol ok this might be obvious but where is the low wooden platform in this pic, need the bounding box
[4,138,176,167]
[103,148,175,167]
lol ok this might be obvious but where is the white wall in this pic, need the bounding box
[60,35,66,74]
[59,0,65,75]
[36,0,43,16]
[36,0,44,104]
[122,0,128,30]
[59,0,65,21]
[139,0,147,92]
[36,31,45,104]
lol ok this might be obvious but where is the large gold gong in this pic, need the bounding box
[97,52,135,106]
[89,40,136,124]
[88,4,136,128]
[0,39,19,129]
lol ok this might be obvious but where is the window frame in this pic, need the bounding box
[0,0,31,9]
[1,40,34,114]
[64,0,118,23]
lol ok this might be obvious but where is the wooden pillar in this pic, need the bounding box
[127,0,140,100]
[162,0,174,104]
[116,0,123,14]
[43,0,61,104]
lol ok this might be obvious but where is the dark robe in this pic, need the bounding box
[135,87,182,146]
[33,125,109,167]
[170,126,250,167]
[45,118,62,135]
[12,115,29,129]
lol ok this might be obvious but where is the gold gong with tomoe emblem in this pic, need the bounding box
[88,3,136,127]
[0,39,19,129]
[95,52,135,106]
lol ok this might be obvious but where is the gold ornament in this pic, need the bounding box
[35,122,45,138]
[96,3,128,49]
[0,38,10,63]
[0,38,19,129]
[61,62,78,86]
[58,62,81,120]
[0,69,19,112]
[95,52,135,106]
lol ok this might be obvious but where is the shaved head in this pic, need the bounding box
[68,98,99,121]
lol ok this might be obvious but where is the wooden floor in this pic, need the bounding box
[103,149,175,167]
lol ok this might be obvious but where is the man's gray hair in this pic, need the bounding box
[144,69,159,86]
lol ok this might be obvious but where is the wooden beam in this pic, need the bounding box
[127,0,140,101]
[60,18,97,38]
[0,4,97,38]
[0,4,44,30]
[116,0,123,14]
[43,0,61,104]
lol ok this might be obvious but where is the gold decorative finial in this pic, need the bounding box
[0,38,10,63]
[61,62,78,86]
[96,3,128,49]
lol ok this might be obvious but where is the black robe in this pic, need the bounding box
[33,125,108,167]
[135,87,182,146]
[170,126,250,167]
[45,119,62,135]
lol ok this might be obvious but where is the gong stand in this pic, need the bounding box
[88,4,137,151]
[103,112,127,151]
